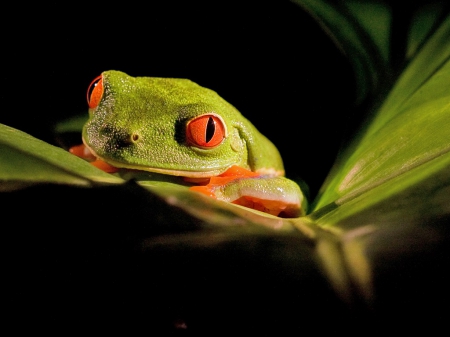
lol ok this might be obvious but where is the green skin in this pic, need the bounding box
[83,70,306,216]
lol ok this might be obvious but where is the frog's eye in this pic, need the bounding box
[87,75,103,109]
[186,113,226,148]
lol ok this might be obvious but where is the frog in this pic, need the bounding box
[70,70,307,217]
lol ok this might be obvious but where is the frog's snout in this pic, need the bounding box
[99,125,141,149]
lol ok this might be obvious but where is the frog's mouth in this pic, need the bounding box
[83,142,230,178]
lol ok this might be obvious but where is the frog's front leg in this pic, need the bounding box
[189,166,307,218]
[69,143,119,173]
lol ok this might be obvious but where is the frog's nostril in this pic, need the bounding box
[100,127,140,148]
[131,133,140,143]
[118,131,140,147]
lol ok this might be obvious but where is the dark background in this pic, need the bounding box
[2,0,356,200]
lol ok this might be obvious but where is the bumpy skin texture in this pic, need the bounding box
[81,70,306,217]
[83,70,284,177]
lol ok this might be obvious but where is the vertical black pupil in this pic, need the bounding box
[205,117,215,143]
[87,79,101,104]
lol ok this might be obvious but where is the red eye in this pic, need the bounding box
[87,75,103,109]
[186,114,226,148]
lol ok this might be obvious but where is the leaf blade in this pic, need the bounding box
[314,15,450,210]
[0,123,124,188]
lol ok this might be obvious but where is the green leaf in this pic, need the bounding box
[288,5,450,307]
[291,0,390,103]
[406,2,448,59]
[0,122,299,233]
[0,123,123,190]
[53,114,87,134]
[313,14,450,211]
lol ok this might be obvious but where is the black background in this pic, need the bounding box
[2,0,356,199]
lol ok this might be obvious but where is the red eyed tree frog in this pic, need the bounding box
[70,70,307,217]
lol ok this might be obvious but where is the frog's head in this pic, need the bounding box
[82,70,255,177]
